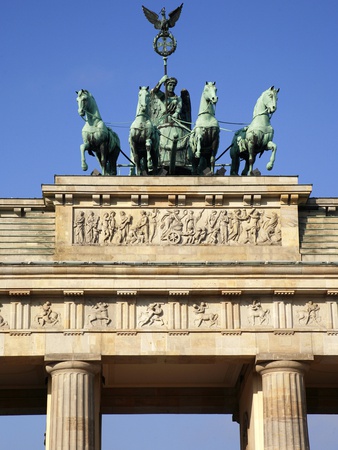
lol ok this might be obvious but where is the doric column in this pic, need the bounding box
[256,360,310,450]
[45,361,101,450]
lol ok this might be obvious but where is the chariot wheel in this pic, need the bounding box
[167,231,181,244]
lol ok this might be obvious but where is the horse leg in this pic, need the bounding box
[230,143,240,175]
[194,133,204,175]
[230,156,239,175]
[241,158,250,176]
[210,131,219,173]
[131,145,141,176]
[145,139,153,174]
[246,142,256,176]
[151,144,158,175]
[190,152,198,175]
[108,145,119,176]
[266,141,277,171]
[99,143,108,176]
[80,144,88,171]
[195,131,202,159]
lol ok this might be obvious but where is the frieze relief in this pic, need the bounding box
[73,208,282,246]
[0,298,335,332]
[0,305,9,329]
[87,302,111,328]
[246,300,270,326]
[193,302,218,328]
[297,301,322,327]
[35,301,60,327]
[138,303,165,327]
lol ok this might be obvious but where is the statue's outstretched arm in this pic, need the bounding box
[153,75,168,93]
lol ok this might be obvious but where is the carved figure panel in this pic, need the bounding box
[73,208,281,246]
[246,300,270,326]
[35,302,60,327]
[297,301,322,326]
[192,302,218,328]
[138,303,165,327]
[87,302,111,328]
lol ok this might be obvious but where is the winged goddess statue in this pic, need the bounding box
[142,4,184,34]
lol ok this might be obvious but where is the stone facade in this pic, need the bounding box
[0,175,337,449]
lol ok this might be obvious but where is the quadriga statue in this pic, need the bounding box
[76,89,121,176]
[230,86,279,176]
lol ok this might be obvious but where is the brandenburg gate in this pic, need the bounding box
[1,174,338,449]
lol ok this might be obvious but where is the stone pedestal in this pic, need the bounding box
[256,361,310,450]
[45,361,101,450]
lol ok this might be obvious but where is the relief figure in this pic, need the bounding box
[247,300,270,326]
[36,301,60,327]
[74,211,86,244]
[88,302,111,327]
[117,211,132,244]
[138,303,165,327]
[298,301,321,326]
[193,302,218,327]
[86,211,100,244]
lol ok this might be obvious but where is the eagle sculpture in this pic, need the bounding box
[142,4,183,33]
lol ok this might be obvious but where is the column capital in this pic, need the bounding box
[256,360,310,376]
[46,360,101,376]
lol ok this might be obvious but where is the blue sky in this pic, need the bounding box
[0,413,336,449]
[1,0,338,198]
[1,0,338,448]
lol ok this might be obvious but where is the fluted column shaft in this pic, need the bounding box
[46,361,101,450]
[256,361,310,450]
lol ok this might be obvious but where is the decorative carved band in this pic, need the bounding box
[116,331,138,336]
[168,331,189,336]
[221,331,242,335]
[0,297,333,333]
[63,290,84,296]
[169,290,189,296]
[9,290,30,296]
[273,330,295,335]
[274,290,295,296]
[63,331,84,336]
[9,331,32,336]
[117,290,137,296]
[73,207,282,247]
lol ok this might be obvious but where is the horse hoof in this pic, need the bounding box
[82,164,88,172]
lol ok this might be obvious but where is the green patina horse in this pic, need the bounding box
[129,86,159,175]
[189,82,220,175]
[230,86,279,176]
[76,89,121,176]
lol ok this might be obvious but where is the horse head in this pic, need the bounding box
[261,86,280,115]
[203,82,218,105]
[137,86,150,116]
[76,89,91,117]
